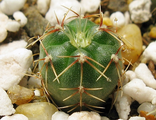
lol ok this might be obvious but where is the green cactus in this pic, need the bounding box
[39,12,123,113]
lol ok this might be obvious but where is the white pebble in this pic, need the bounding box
[0,87,15,115]
[45,0,84,26]
[13,11,27,27]
[137,102,156,115]
[142,41,156,64]
[0,12,9,21]
[80,0,100,13]
[0,27,7,43]
[1,114,28,120]
[135,63,156,89]
[27,75,41,88]
[0,40,27,55]
[124,11,130,25]
[52,111,69,120]
[0,48,33,90]
[110,11,126,28]
[123,78,156,104]
[125,70,137,81]
[0,12,9,42]
[0,12,23,42]
[34,89,41,96]
[114,91,132,120]
[6,20,20,32]
[0,0,26,15]
[68,111,101,120]
[129,116,145,120]
[37,0,50,15]
[101,116,110,120]
[129,0,152,23]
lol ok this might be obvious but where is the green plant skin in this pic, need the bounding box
[39,18,122,112]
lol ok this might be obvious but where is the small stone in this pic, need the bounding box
[129,0,152,23]
[114,90,132,120]
[125,70,137,82]
[0,40,27,55]
[0,12,9,42]
[13,11,28,27]
[123,78,156,104]
[108,0,128,12]
[45,0,84,26]
[95,17,113,27]
[0,12,26,42]
[1,114,28,120]
[117,24,143,64]
[124,11,130,25]
[24,6,48,37]
[0,27,7,43]
[0,87,15,116]
[0,48,33,90]
[139,111,155,120]
[68,111,101,120]
[137,102,156,114]
[34,89,41,96]
[135,63,156,89]
[52,111,69,120]
[142,41,156,64]
[101,116,110,120]
[129,116,145,120]
[149,27,156,39]
[0,12,9,22]
[7,85,34,105]
[27,75,41,88]
[37,0,50,15]
[103,17,113,26]
[80,0,100,13]
[127,0,133,4]
[110,11,126,28]
[15,102,58,120]
[5,20,20,32]
[0,0,26,15]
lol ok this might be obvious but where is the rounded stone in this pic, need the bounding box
[117,24,143,64]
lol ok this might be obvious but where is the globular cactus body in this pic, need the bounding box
[39,17,122,112]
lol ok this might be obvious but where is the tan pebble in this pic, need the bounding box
[149,27,156,39]
[148,60,155,71]
[95,18,100,24]
[7,85,34,105]
[95,17,113,26]
[148,60,156,79]
[103,17,113,26]
[15,102,58,120]
[117,24,143,64]
[127,0,133,4]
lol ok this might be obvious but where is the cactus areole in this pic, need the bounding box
[39,17,122,113]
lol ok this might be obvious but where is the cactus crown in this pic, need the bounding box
[64,18,97,48]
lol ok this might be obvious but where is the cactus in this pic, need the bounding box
[38,11,123,113]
